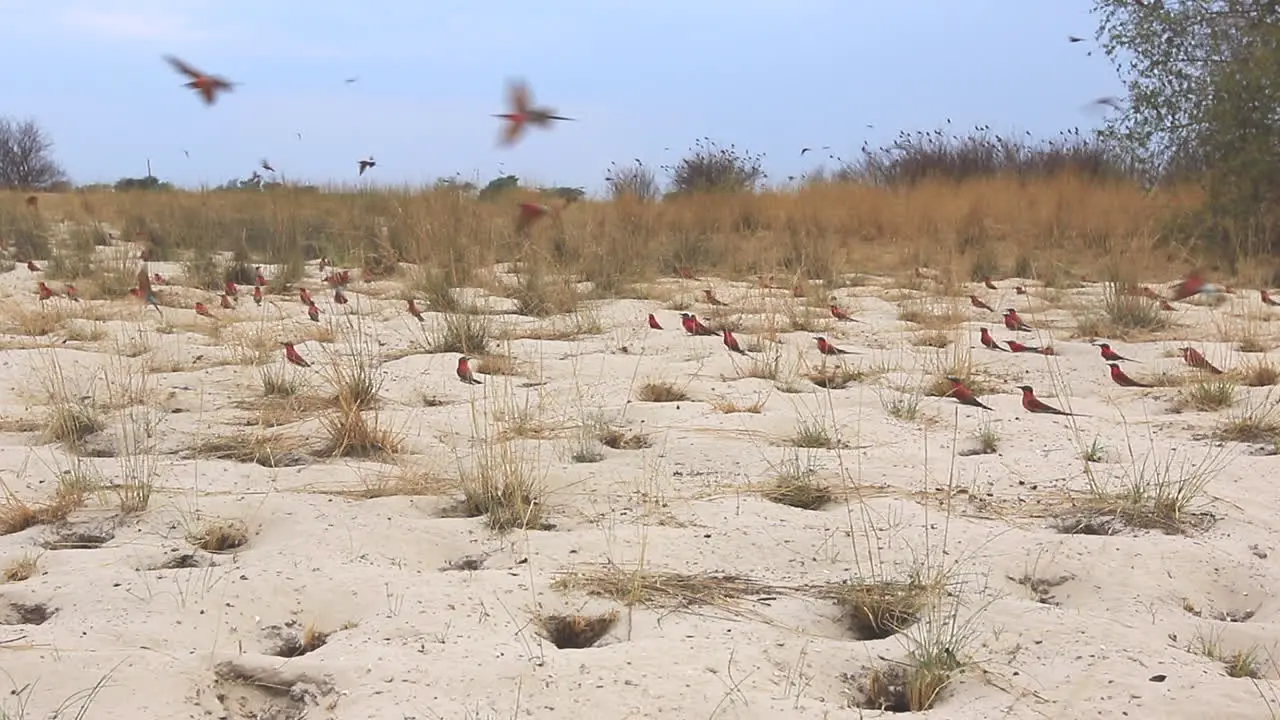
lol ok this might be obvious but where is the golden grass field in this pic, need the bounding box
[1,175,1280,718]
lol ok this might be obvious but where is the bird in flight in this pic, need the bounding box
[1092,96,1123,111]
[344,77,358,84]
[358,157,377,176]
[493,79,574,147]
[1068,35,1085,43]
[260,158,276,173]
[164,55,235,105]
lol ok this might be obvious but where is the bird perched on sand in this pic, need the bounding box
[814,337,853,356]
[944,376,992,410]
[1108,363,1150,388]
[408,299,426,322]
[457,356,483,385]
[1262,289,1280,307]
[1094,342,1139,363]
[969,295,995,312]
[164,55,235,105]
[282,342,311,368]
[830,303,861,323]
[680,313,718,337]
[1003,309,1032,332]
[1179,346,1223,374]
[647,313,663,330]
[1017,386,1084,416]
[722,330,748,355]
[703,289,728,307]
[493,79,575,146]
[979,327,1007,352]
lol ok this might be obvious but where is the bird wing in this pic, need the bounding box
[508,79,531,114]
[164,55,203,80]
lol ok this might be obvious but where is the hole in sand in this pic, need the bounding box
[536,610,619,649]
[815,580,936,640]
[40,528,113,550]
[188,519,250,553]
[149,552,218,570]
[1,601,55,626]
[264,622,330,658]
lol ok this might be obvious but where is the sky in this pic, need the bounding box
[0,1,1124,195]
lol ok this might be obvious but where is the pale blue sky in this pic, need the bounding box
[0,1,1121,193]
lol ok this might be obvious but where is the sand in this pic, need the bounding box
[1,254,1278,719]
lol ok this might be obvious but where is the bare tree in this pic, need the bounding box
[0,117,67,190]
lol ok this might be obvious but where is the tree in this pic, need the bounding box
[1093,1,1280,249]
[664,138,765,195]
[0,117,66,190]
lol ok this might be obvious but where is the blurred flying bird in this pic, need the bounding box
[260,159,276,173]
[515,202,550,235]
[494,79,575,146]
[358,157,376,176]
[164,55,234,105]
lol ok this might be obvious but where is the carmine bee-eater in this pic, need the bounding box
[703,289,728,307]
[830,303,863,323]
[224,280,238,298]
[151,272,168,286]
[1179,346,1223,374]
[136,268,163,316]
[944,376,992,410]
[282,342,310,368]
[65,285,79,302]
[1003,308,1032,332]
[36,281,54,301]
[983,277,998,290]
[979,327,1006,351]
[722,330,748,355]
[1016,385,1084,416]
[164,55,235,105]
[194,302,214,318]
[679,312,718,336]
[307,303,320,322]
[255,267,267,286]
[318,257,330,275]
[1108,362,1150,388]
[300,288,313,305]
[334,287,349,305]
[1169,270,1206,302]
[515,202,550,235]
[814,336,853,356]
[220,294,233,310]
[26,260,41,272]
[647,313,663,330]
[1263,289,1280,307]
[1005,340,1040,353]
[253,285,263,306]
[1094,342,1139,363]
[456,355,483,385]
[493,78,575,147]
[408,299,425,322]
[969,295,995,312]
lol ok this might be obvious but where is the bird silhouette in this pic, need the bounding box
[164,55,234,105]
[358,157,376,176]
[260,158,276,173]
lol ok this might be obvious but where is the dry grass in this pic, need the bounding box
[1172,378,1239,413]
[190,431,309,468]
[635,380,689,403]
[809,578,943,640]
[2,552,39,582]
[534,610,619,649]
[551,563,787,619]
[188,518,250,553]
[456,442,547,532]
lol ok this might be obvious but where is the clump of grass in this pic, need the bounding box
[457,442,547,532]
[1214,395,1280,443]
[259,364,300,397]
[325,351,382,412]
[737,345,783,380]
[1081,437,1107,463]
[510,268,579,317]
[340,464,454,499]
[880,387,923,422]
[1074,282,1169,338]
[912,330,951,348]
[2,552,40,582]
[535,610,619,649]
[1192,631,1264,679]
[708,393,768,414]
[1172,378,1238,412]
[959,420,999,456]
[1235,358,1280,387]
[636,380,689,403]
[428,312,491,354]
[42,399,104,447]
[190,431,308,468]
[806,365,867,389]
[811,577,941,640]
[598,423,651,450]
[551,564,785,618]
[1056,447,1223,535]
[188,517,250,552]
[476,354,518,377]
[759,456,832,510]
[318,406,403,459]
[897,298,965,330]
[787,415,840,449]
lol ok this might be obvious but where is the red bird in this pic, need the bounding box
[255,267,267,287]
[969,295,994,312]
[1159,300,1176,311]
[1095,342,1139,363]
[1015,286,1027,295]
[1003,309,1032,332]
[1169,270,1206,302]
[1005,340,1040,353]
[1108,362,1150,388]
[830,304,860,322]
[493,79,575,146]
[983,277,998,290]
[66,285,80,302]
[1262,289,1280,307]
[515,202,550,235]
[408,299,425,322]
[299,288,313,305]
[334,287,349,305]
[318,258,330,275]
[722,330,748,355]
[253,285,263,306]
[194,302,214,318]
[979,327,1006,352]
[944,376,992,410]
[814,336,852,356]
[220,293,233,310]
[679,313,718,337]
[164,55,235,105]
[224,280,238,298]
[647,313,663,330]
[282,342,310,368]
[1179,347,1223,374]
[1017,385,1083,416]
[703,289,728,307]
[456,355,483,385]
[307,303,321,322]
[152,273,168,285]
[36,281,54,301]
[26,260,41,272]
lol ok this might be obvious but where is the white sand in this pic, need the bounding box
[1,258,1277,719]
